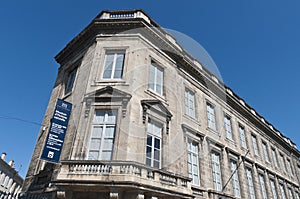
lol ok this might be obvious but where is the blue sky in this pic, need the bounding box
[0,1,300,178]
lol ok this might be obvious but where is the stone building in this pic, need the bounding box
[0,152,23,198]
[22,9,300,199]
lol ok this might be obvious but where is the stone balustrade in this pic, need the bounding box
[58,160,190,191]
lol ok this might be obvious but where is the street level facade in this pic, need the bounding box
[22,9,300,199]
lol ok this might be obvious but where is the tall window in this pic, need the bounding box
[280,154,287,172]
[259,174,268,199]
[246,168,256,199]
[206,103,216,130]
[65,68,77,94]
[224,115,232,140]
[252,135,259,156]
[102,51,125,79]
[185,89,196,118]
[187,139,200,185]
[230,160,241,197]
[149,63,163,95]
[288,188,294,199]
[146,120,162,168]
[239,125,247,148]
[262,142,269,162]
[280,184,286,199]
[87,110,117,160]
[272,148,279,168]
[287,160,293,176]
[211,152,222,191]
[270,179,278,199]
[295,192,299,199]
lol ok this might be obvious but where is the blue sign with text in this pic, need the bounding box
[41,99,72,163]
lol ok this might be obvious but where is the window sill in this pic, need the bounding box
[93,80,129,86]
[225,137,235,145]
[206,127,219,136]
[183,114,200,125]
[145,89,167,103]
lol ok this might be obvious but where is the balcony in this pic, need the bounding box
[56,160,193,198]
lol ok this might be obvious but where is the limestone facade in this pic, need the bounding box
[22,9,300,199]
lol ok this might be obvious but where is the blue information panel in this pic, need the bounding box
[41,99,72,163]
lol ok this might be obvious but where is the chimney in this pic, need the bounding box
[8,160,14,167]
[1,152,6,160]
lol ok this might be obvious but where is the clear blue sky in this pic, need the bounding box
[1,1,300,178]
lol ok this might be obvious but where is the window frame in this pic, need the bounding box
[224,114,233,140]
[259,174,268,199]
[146,119,163,169]
[279,183,286,199]
[65,68,77,95]
[246,167,256,199]
[230,159,241,197]
[251,134,259,156]
[87,109,118,161]
[211,152,222,191]
[101,50,125,80]
[239,125,247,148]
[149,62,164,96]
[280,154,287,172]
[187,138,200,186]
[184,88,196,118]
[271,148,279,168]
[206,102,216,131]
[262,142,270,162]
[270,178,278,199]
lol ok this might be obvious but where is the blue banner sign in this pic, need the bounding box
[41,99,72,163]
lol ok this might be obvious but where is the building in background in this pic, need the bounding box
[0,152,23,198]
[22,9,300,199]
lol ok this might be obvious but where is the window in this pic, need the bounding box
[280,154,287,172]
[185,89,195,118]
[288,188,294,199]
[295,192,299,199]
[259,174,268,199]
[272,148,279,168]
[146,120,162,168]
[87,110,117,160]
[149,63,163,95]
[211,152,222,191]
[230,160,241,197]
[280,184,286,199]
[239,125,247,148]
[102,51,125,79]
[270,179,278,199]
[65,68,77,94]
[187,139,200,185]
[224,115,232,140]
[287,160,293,176]
[206,103,216,130]
[262,142,269,162]
[251,135,259,156]
[246,168,256,199]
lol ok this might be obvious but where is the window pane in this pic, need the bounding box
[113,53,124,78]
[91,126,103,138]
[65,69,77,94]
[101,151,112,160]
[88,151,99,160]
[103,54,114,78]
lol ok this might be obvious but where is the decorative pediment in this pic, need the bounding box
[141,100,172,134]
[85,86,132,117]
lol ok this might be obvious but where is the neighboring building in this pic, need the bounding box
[22,9,300,199]
[0,152,23,198]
